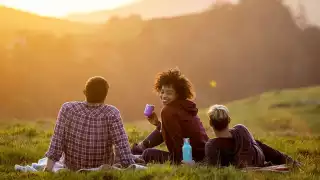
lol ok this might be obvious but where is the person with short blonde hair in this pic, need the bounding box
[204,104,299,168]
[208,105,231,131]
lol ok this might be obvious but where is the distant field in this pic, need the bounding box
[1,86,320,179]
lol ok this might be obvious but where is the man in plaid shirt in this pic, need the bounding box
[44,76,138,171]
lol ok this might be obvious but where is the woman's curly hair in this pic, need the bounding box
[154,68,195,100]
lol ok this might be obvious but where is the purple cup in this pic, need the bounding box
[144,104,155,117]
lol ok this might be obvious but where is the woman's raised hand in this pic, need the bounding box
[147,112,161,126]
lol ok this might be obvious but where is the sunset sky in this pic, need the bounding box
[0,0,136,17]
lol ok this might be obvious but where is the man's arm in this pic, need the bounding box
[109,108,135,167]
[44,105,66,171]
[161,108,183,163]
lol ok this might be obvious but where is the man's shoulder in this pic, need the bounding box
[61,101,84,109]
[102,104,123,122]
[104,104,120,114]
[61,102,121,114]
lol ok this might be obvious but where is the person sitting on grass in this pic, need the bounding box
[44,76,141,172]
[202,104,300,168]
[132,68,209,164]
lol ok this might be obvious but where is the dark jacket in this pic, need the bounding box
[160,100,209,163]
[205,124,265,168]
[230,124,265,167]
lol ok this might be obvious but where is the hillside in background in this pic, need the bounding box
[0,6,96,34]
[66,0,218,23]
[198,86,320,135]
[1,0,320,120]
[65,0,320,27]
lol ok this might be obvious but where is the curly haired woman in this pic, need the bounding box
[132,68,209,164]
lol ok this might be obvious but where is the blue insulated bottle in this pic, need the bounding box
[182,138,192,162]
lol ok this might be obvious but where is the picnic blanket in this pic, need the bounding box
[14,157,290,173]
[241,164,290,173]
[14,157,147,173]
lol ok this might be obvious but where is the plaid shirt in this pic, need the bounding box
[45,101,135,170]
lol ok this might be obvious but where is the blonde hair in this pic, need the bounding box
[208,105,229,120]
[207,104,230,130]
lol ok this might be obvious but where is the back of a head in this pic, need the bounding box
[84,76,109,103]
[208,104,230,131]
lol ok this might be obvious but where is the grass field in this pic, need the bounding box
[1,86,320,179]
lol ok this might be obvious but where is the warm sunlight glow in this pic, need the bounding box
[0,0,136,17]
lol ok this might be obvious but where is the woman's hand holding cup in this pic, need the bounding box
[144,104,160,126]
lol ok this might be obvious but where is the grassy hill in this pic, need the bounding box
[0,87,319,179]
[0,6,97,34]
[198,86,320,136]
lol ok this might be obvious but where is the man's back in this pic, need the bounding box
[45,101,134,170]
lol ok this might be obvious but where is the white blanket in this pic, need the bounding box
[14,157,147,173]
[241,164,290,173]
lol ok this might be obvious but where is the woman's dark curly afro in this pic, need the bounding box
[154,68,195,100]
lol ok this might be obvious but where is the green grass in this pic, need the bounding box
[199,86,320,136]
[1,86,320,179]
